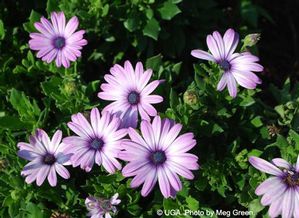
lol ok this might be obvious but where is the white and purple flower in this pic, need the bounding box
[17,129,71,187]
[249,156,299,218]
[119,116,199,198]
[29,11,87,68]
[191,28,263,97]
[85,193,121,218]
[98,60,163,128]
[63,108,127,173]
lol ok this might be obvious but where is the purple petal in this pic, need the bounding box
[260,180,287,206]
[223,28,239,58]
[143,95,163,104]
[141,80,160,96]
[269,195,283,218]
[206,34,221,61]
[51,130,62,153]
[140,120,155,150]
[163,166,182,192]
[65,16,79,37]
[55,164,70,179]
[212,31,225,60]
[249,156,283,176]
[168,161,194,180]
[130,165,151,188]
[191,49,215,62]
[255,177,281,195]
[36,165,50,186]
[282,189,294,218]
[226,73,237,98]
[272,158,292,170]
[167,133,196,153]
[141,167,158,197]
[217,73,228,91]
[47,166,57,187]
[294,190,299,218]
[158,168,171,198]
[296,155,299,172]
[18,150,38,161]
[127,128,149,149]
[232,70,260,89]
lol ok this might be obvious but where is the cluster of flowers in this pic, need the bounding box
[18,11,298,218]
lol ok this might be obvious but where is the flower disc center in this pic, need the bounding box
[285,170,299,187]
[43,153,56,165]
[90,138,104,150]
[127,91,140,105]
[53,36,66,49]
[219,60,231,71]
[150,151,166,165]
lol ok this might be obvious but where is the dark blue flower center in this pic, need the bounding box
[101,200,112,211]
[284,170,299,187]
[53,36,66,49]
[43,153,56,165]
[219,60,231,71]
[127,91,140,105]
[90,138,104,150]
[150,151,166,165]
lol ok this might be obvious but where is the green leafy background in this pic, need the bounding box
[0,0,297,217]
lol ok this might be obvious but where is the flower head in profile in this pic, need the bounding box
[85,193,121,218]
[249,156,299,218]
[29,11,87,68]
[17,129,71,187]
[191,28,263,97]
[63,108,127,173]
[98,60,163,128]
[119,116,199,198]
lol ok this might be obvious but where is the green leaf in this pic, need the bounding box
[46,0,60,14]
[158,0,181,20]
[186,196,199,210]
[250,116,263,128]
[25,202,45,218]
[124,17,139,32]
[248,199,264,218]
[146,54,162,72]
[143,18,161,40]
[8,88,41,125]
[0,19,5,40]
[23,10,41,33]
[0,116,30,130]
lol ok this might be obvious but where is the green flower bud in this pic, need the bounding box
[243,33,261,48]
[183,89,199,106]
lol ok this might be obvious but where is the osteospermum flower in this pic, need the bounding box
[85,193,121,218]
[63,108,127,173]
[249,156,299,218]
[119,116,199,198]
[98,60,163,128]
[17,129,71,187]
[29,11,87,68]
[191,28,263,97]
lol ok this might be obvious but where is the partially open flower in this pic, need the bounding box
[249,156,299,218]
[85,193,121,218]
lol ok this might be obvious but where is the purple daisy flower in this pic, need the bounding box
[98,60,163,128]
[29,11,87,68]
[119,116,199,198]
[191,28,263,97]
[85,193,121,218]
[17,129,71,187]
[249,156,299,218]
[63,108,127,173]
